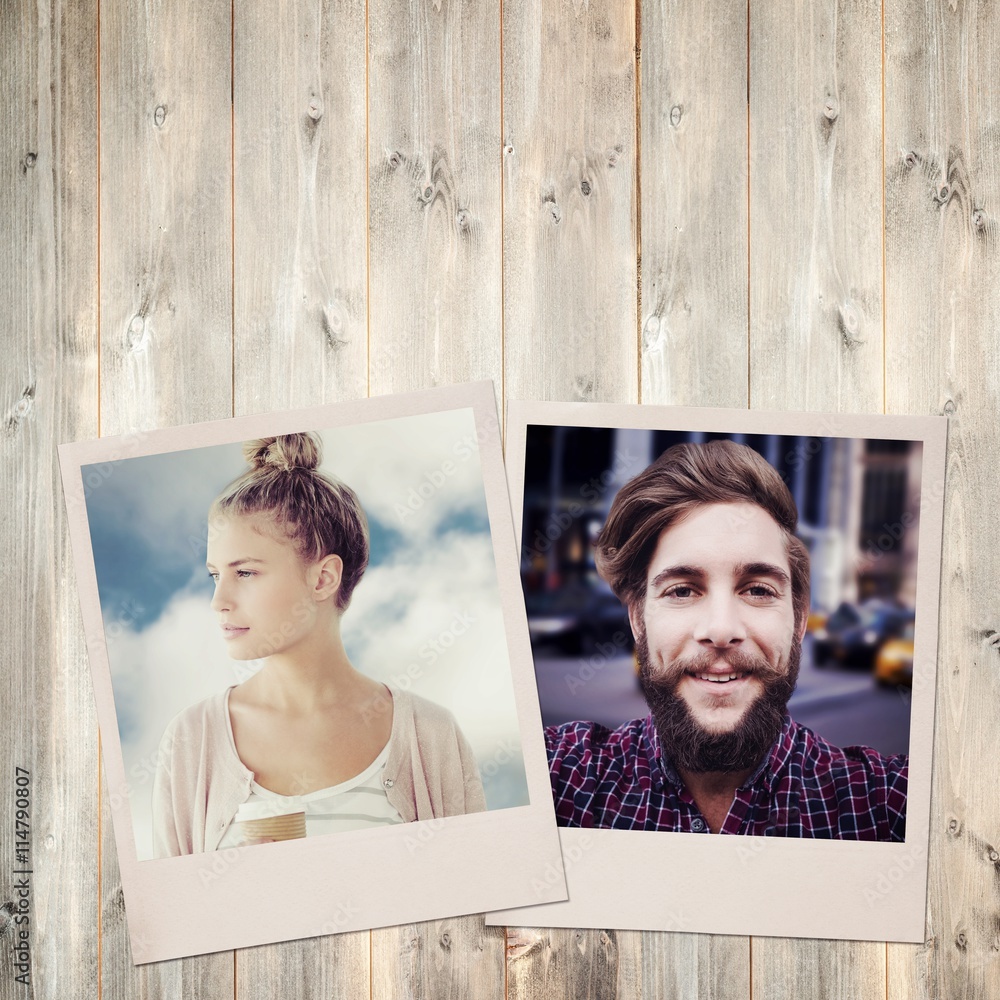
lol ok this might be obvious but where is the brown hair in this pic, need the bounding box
[594,440,810,630]
[210,432,369,612]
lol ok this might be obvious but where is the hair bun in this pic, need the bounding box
[243,433,322,473]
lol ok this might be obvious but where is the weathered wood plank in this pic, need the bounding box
[640,0,748,408]
[749,0,883,414]
[98,0,234,992]
[884,1,1000,997]
[753,939,885,1000]
[503,0,640,994]
[0,0,99,996]
[367,0,505,995]
[749,0,886,996]
[640,933,749,1000]
[373,920,506,1000]
[635,0,753,994]
[232,0,371,992]
[506,927,626,999]
[233,0,368,408]
[368,0,503,394]
[502,0,638,404]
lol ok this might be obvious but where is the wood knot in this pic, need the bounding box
[504,144,514,156]
[943,398,956,416]
[153,105,167,127]
[935,184,951,205]
[839,302,862,344]
[580,179,591,196]
[823,98,839,121]
[956,932,968,952]
[7,385,35,434]
[455,209,470,230]
[0,902,14,937]
[903,150,919,168]
[972,209,987,231]
[388,151,401,169]
[947,815,962,837]
[439,932,451,950]
[307,96,323,121]
[24,152,37,168]
[669,105,682,127]
[126,316,148,352]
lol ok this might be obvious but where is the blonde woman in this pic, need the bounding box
[152,432,486,858]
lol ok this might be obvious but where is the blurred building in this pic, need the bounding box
[521,427,922,613]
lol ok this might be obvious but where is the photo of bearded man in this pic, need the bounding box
[543,438,909,840]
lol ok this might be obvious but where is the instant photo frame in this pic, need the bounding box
[59,382,566,964]
[489,400,946,944]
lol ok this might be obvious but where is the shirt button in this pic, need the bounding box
[383,777,394,789]
[691,818,706,832]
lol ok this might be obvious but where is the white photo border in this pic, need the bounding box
[59,381,567,964]
[487,400,946,944]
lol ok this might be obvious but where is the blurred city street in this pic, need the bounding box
[534,635,912,758]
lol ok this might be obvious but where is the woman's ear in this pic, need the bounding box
[314,554,344,602]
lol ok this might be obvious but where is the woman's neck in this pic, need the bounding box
[244,623,364,713]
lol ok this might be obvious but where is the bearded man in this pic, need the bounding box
[544,440,908,840]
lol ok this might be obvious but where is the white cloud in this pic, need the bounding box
[319,409,488,540]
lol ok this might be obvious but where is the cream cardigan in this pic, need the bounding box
[151,685,487,858]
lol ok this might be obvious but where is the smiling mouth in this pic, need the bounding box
[689,672,750,684]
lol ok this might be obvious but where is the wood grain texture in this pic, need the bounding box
[749,0,887,997]
[502,0,638,404]
[506,927,629,999]
[98,0,234,994]
[368,0,502,394]
[640,0,748,408]
[0,0,99,996]
[367,0,505,992]
[234,0,368,410]
[99,0,234,435]
[239,936,369,1000]
[884,1,1000,997]
[639,932,749,1000]
[749,0,883,413]
[232,0,372,992]
[634,1,753,992]
[373,919,506,1000]
[502,0,638,991]
[752,939,885,1000]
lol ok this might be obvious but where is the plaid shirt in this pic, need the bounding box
[545,713,907,841]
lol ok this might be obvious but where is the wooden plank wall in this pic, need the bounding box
[3,0,999,997]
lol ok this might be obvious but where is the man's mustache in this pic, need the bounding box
[641,645,786,689]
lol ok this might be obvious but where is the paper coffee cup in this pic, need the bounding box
[239,810,307,842]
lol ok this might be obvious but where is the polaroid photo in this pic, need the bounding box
[58,381,566,964]
[487,400,946,943]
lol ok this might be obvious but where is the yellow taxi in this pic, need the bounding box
[874,622,914,687]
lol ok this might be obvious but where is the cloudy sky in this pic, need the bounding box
[86,407,529,861]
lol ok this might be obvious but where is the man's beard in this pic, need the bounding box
[636,629,801,774]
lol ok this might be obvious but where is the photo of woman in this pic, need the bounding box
[63,387,557,957]
[151,431,487,858]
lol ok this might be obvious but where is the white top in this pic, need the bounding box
[217,741,405,848]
